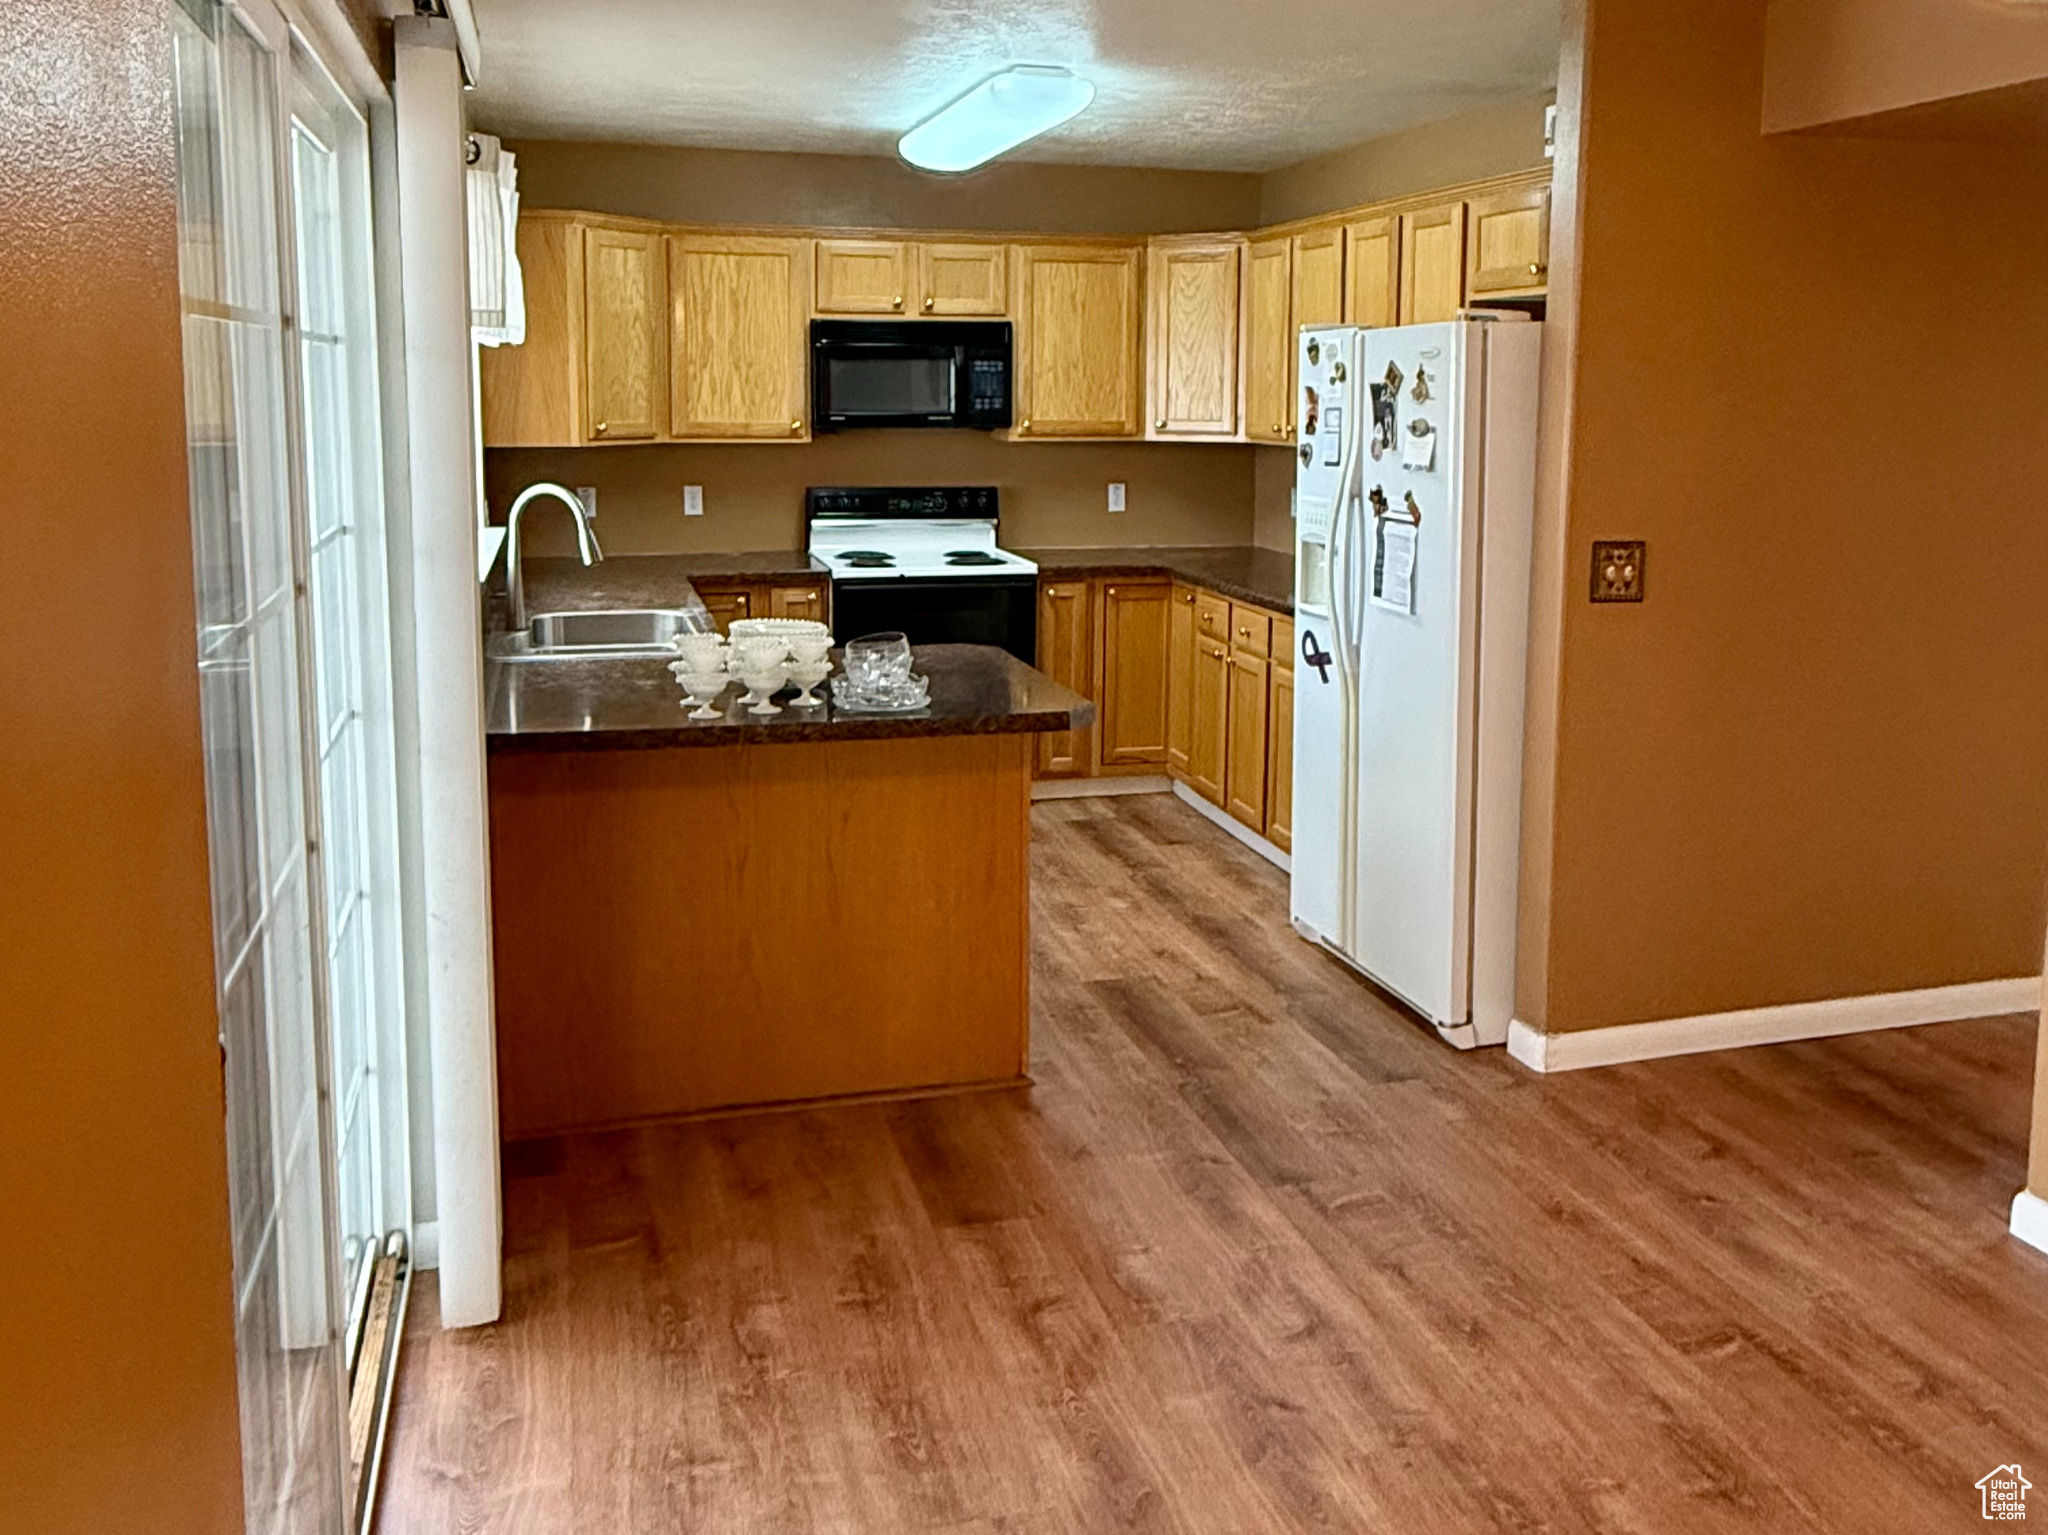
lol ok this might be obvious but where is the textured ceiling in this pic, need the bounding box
[467,0,1562,173]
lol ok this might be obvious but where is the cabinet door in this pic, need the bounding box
[815,238,909,315]
[1245,236,1293,445]
[1265,659,1294,852]
[1036,580,1094,776]
[695,586,752,635]
[1290,225,1345,332]
[482,215,583,446]
[1343,213,1400,329]
[1466,183,1551,299]
[668,235,809,440]
[1146,241,1241,438]
[583,226,664,441]
[1399,203,1468,325]
[1187,633,1230,806]
[917,243,1007,316]
[768,583,827,622]
[1225,648,1270,830]
[1014,246,1142,437]
[1166,585,1197,777]
[1097,582,1171,768]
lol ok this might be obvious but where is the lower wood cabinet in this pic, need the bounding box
[768,582,826,621]
[1166,585,1197,775]
[1165,585,1293,845]
[1266,618,1295,852]
[1225,648,1270,829]
[1035,576,1172,777]
[1035,579,1094,776]
[691,579,829,636]
[1186,632,1230,804]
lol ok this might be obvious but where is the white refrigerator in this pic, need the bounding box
[1289,318,1542,1049]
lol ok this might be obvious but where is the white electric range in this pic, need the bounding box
[807,486,1038,661]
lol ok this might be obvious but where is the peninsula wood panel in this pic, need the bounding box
[1400,202,1468,324]
[480,216,583,445]
[1344,212,1401,328]
[583,226,665,441]
[1012,244,1143,437]
[489,735,1032,1134]
[1095,581,1172,768]
[1466,182,1551,299]
[1245,236,1294,444]
[667,233,809,440]
[1166,583,1197,775]
[1146,239,1242,438]
[1035,580,1094,776]
[918,242,1007,316]
[1290,224,1346,331]
[814,237,909,314]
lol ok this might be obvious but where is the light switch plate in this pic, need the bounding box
[1108,482,1126,513]
[1591,540,1645,603]
[575,486,597,520]
[683,484,704,517]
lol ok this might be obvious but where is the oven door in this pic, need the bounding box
[831,576,1037,663]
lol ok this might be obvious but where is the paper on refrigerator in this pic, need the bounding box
[1372,516,1418,614]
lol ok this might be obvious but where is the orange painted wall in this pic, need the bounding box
[0,2,246,1530]
[1521,0,2048,1032]
[1763,0,2048,133]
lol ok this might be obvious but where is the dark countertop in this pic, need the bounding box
[515,552,824,613]
[1015,545,1295,614]
[487,643,1093,753]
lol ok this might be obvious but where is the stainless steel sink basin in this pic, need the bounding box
[488,608,710,661]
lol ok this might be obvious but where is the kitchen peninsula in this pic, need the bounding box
[485,559,1091,1138]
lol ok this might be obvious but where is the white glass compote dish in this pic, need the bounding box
[737,657,790,714]
[679,670,728,719]
[787,657,831,707]
[672,632,728,672]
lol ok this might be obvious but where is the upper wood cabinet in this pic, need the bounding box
[1245,236,1294,446]
[814,238,909,315]
[1012,244,1142,438]
[1036,580,1095,775]
[668,234,809,440]
[1466,183,1551,300]
[1399,203,1468,325]
[1097,582,1172,767]
[919,243,1007,316]
[583,226,665,441]
[1146,238,1242,439]
[1343,213,1400,329]
[480,215,584,446]
[1290,225,1345,332]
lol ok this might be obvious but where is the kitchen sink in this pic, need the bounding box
[488,607,710,661]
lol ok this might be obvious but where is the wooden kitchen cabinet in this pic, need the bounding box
[1096,582,1172,768]
[480,215,584,446]
[691,584,752,634]
[1245,236,1294,445]
[1399,202,1468,324]
[667,233,809,440]
[1166,584,1197,775]
[1291,224,1345,333]
[1035,580,1095,775]
[1146,238,1242,439]
[768,582,827,622]
[1187,628,1230,805]
[1012,244,1143,437]
[1265,616,1294,852]
[1344,212,1400,329]
[814,238,909,315]
[583,225,666,441]
[1225,647,1270,830]
[1465,183,1551,300]
[918,242,1007,316]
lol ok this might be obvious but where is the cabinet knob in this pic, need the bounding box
[595,420,608,435]
[1021,417,1031,430]
[923,296,935,311]
[1155,419,1167,430]
[1529,262,1545,276]
[893,296,903,309]
[790,419,802,433]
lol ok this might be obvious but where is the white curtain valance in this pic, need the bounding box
[466,132,524,346]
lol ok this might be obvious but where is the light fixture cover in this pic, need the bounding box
[899,66,1096,174]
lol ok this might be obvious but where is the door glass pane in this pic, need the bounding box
[171,4,349,1533]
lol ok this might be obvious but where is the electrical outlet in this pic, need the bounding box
[683,484,704,517]
[575,486,598,520]
[1108,482,1126,513]
[1590,540,1645,603]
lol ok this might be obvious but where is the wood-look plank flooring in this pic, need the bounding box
[381,792,2048,1534]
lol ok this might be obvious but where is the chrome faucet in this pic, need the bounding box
[504,481,603,633]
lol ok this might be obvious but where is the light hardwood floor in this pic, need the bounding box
[381,792,2048,1534]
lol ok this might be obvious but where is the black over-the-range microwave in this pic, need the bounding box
[810,319,1012,432]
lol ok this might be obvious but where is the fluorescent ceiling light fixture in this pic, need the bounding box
[899,66,1096,173]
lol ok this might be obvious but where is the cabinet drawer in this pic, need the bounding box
[1195,593,1232,646]
[1229,604,1271,660]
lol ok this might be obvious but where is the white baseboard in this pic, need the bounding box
[1505,975,2040,1073]
[1171,780,1291,872]
[411,1220,439,1271]
[2011,1191,2048,1257]
[1031,774,1172,801]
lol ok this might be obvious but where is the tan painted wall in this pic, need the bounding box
[1258,91,1554,226]
[501,138,1263,235]
[0,2,246,1530]
[488,437,1256,557]
[1764,0,2048,134]
[1251,445,1297,552]
[1520,0,2048,1033]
